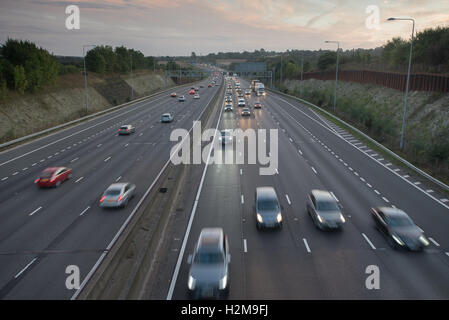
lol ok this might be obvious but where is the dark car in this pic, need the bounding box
[187,228,230,299]
[118,125,135,135]
[255,187,283,229]
[371,207,430,251]
[35,167,72,188]
[307,190,345,230]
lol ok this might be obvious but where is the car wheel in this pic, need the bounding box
[68,173,72,179]
[256,222,261,230]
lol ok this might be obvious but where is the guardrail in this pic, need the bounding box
[0,80,204,150]
[268,88,449,193]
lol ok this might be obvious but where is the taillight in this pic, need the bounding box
[118,129,121,132]
[100,196,106,203]
[34,178,40,183]
[117,195,123,202]
[126,129,129,131]
[50,177,56,182]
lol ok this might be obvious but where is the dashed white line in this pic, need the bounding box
[285,194,291,205]
[382,197,390,203]
[12,172,19,176]
[241,195,244,204]
[240,169,242,175]
[79,206,90,216]
[414,182,421,185]
[1,177,8,181]
[311,167,317,174]
[298,149,303,156]
[303,238,311,253]
[22,167,28,171]
[428,237,440,247]
[75,177,84,183]
[29,206,42,216]
[243,239,247,253]
[70,158,79,163]
[104,157,111,162]
[362,233,376,250]
[116,176,121,182]
[374,190,380,195]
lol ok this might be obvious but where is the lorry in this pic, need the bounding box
[255,82,265,96]
[251,79,260,92]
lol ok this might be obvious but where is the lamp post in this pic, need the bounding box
[325,40,340,113]
[130,54,134,101]
[387,17,415,150]
[83,44,96,114]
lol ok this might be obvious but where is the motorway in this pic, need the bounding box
[168,78,449,299]
[0,77,222,299]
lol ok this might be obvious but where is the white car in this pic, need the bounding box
[238,99,245,107]
[194,94,200,99]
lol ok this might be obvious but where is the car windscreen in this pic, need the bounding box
[316,200,339,211]
[194,250,224,263]
[386,215,414,227]
[40,171,54,178]
[106,189,121,196]
[258,198,279,211]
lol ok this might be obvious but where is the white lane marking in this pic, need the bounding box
[22,167,28,171]
[414,182,421,185]
[382,197,390,203]
[377,158,384,161]
[360,177,366,182]
[311,167,317,174]
[303,238,311,253]
[12,172,19,176]
[330,192,339,202]
[104,157,111,162]
[445,252,449,257]
[403,175,410,178]
[47,155,52,159]
[428,237,440,247]
[394,168,400,172]
[139,133,143,136]
[285,194,291,205]
[97,144,102,147]
[275,168,279,174]
[298,149,303,155]
[241,195,244,204]
[40,159,45,162]
[75,177,84,183]
[14,258,37,279]
[354,172,359,176]
[362,233,376,250]
[374,190,380,195]
[289,138,293,143]
[124,143,129,147]
[426,189,434,193]
[243,239,247,253]
[79,206,90,216]
[29,206,42,216]
[367,183,372,188]
[70,157,79,163]
[32,163,37,166]
[386,163,392,166]
[240,169,242,175]
[1,177,8,181]
[441,199,449,203]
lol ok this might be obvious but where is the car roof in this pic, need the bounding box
[377,206,407,218]
[107,183,128,190]
[256,186,277,199]
[198,228,224,251]
[43,167,63,173]
[162,113,171,116]
[311,189,334,202]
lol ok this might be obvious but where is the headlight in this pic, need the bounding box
[419,235,429,246]
[317,214,323,223]
[187,275,196,290]
[392,234,404,246]
[257,213,263,223]
[340,214,346,223]
[218,275,227,290]
[276,213,282,223]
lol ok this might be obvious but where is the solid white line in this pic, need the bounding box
[311,167,317,174]
[29,206,42,216]
[14,258,37,279]
[330,191,339,202]
[428,237,440,247]
[362,233,376,250]
[303,238,311,253]
[75,177,84,183]
[79,206,90,216]
[285,194,291,205]
[243,239,247,253]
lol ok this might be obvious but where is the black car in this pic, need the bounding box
[371,207,430,251]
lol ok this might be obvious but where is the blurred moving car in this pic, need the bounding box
[118,125,135,135]
[255,187,283,229]
[254,102,262,109]
[371,206,430,251]
[306,190,345,230]
[187,228,230,299]
[224,103,233,112]
[171,92,177,97]
[241,108,250,116]
[208,84,212,87]
[219,130,233,145]
[194,94,200,99]
[99,182,136,208]
[161,113,174,123]
[178,95,186,102]
[189,89,195,95]
[245,89,251,95]
[35,167,72,188]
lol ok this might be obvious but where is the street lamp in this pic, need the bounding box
[387,17,415,150]
[325,40,340,113]
[83,44,96,114]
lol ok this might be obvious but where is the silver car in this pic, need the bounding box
[241,108,250,116]
[187,228,230,299]
[161,113,174,123]
[99,182,136,208]
[255,187,283,229]
[307,189,345,230]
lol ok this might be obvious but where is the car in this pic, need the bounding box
[241,108,251,116]
[245,89,251,95]
[254,102,262,109]
[118,125,135,135]
[219,130,233,145]
[200,85,204,88]
[225,97,232,104]
[371,207,430,251]
[195,87,199,91]
[224,104,233,112]
[189,89,195,95]
[306,190,345,230]
[238,99,245,107]
[99,182,136,208]
[255,187,283,229]
[187,228,230,299]
[161,113,174,123]
[208,84,212,87]
[215,83,219,86]
[178,95,186,102]
[194,94,200,99]
[35,167,72,188]
[170,92,177,97]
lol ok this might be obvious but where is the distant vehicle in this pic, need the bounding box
[371,207,430,251]
[195,87,199,91]
[99,182,136,208]
[224,103,233,112]
[307,190,345,230]
[35,167,72,188]
[251,79,260,92]
[225,96,232,103]
[194,94,200,99]
[255,187,283,229]
[178,95,186,102]
[245,89,251,95]
[238,98,245,107]
[255,82,265,96]
[215,83,219,86]
[161,113,174,123]
[118,125,135,135]
[208,84,212,87]
[189,89,195,95]
[171,92,177,97]
[241,108,251,116]
[187,228,230,299]
[254,102,262,109]
[200,85,204,88]
[219,130,233,145]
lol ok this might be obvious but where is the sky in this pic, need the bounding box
[0,0,448,57]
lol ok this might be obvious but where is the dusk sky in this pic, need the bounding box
[1,0,448,57]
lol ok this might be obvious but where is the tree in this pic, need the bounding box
[317,51,337,71]
[13,65,27,94]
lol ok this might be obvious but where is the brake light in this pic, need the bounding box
[50,177,56,182]
[117,195,123,202]
[100,196,106,203]
[34,178,40,183]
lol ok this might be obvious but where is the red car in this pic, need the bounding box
[171,92,177,97]
[208,84,212,87]
[35,167,72,188]
[189,89,195,95]
[254,102,262,109]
